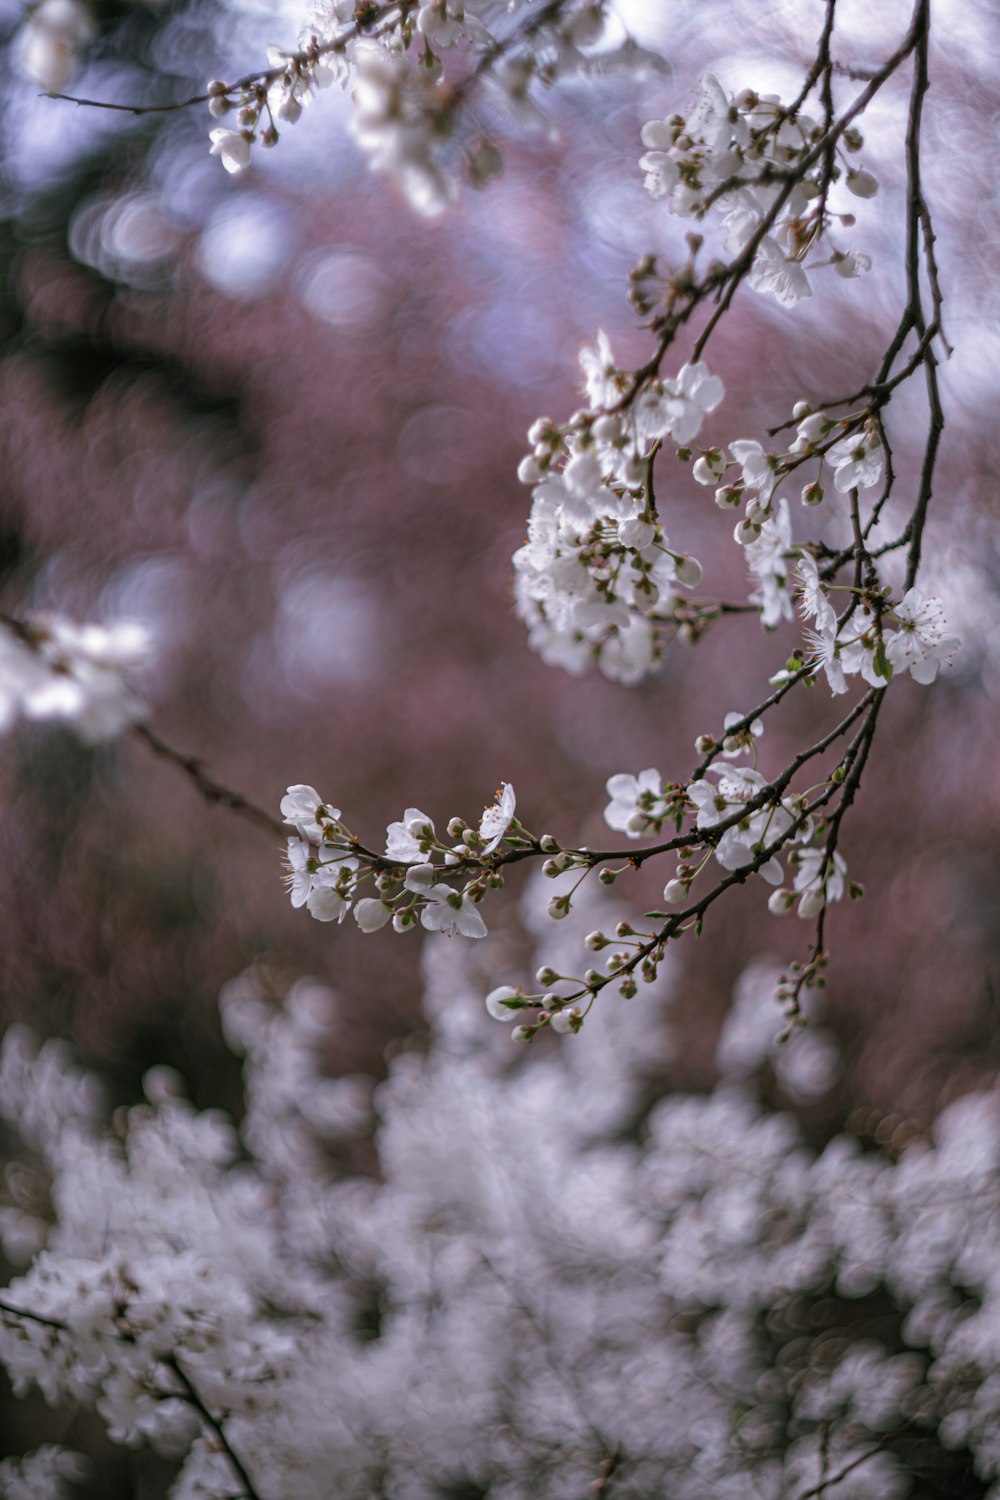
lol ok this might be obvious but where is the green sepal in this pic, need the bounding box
[873,641,894,682]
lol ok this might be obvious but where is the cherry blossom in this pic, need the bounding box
[479,783,516,856]
[419,883,487,938]
[886,589,961,684]
[604,768,667,836]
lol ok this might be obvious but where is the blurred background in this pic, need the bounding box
[0,0,996,1205]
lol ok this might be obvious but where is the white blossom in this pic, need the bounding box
[385,807,436,862]
[208,128,253,175]
[604,768,666,836]
[419,883,487,938]
[479,782,516,856]
[885,589,960,684]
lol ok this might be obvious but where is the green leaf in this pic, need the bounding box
[873,641,894,682]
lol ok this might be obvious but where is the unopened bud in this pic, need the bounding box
[846,168,878,198]
[715,484,742,510]
[674,555,703,588]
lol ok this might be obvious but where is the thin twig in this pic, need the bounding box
[133,725,285,838]
[164,1353,263,1500]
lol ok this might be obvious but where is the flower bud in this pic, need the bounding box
[209,95,232,117]
[715,485,742,510]
[485,985,520,1021]
[207,79,229,96]
[547,895,571,920]
[734,517,761,546]
[797,889,826,920]
[674,555,703,588]
[536,965,557,985]
[539,834,560,853]
[767,888,795,917]
[694,734,715,754]
[354,898,391,933]
[511,1025,534,1044]
[663,879,687,904]
[846,168,878,199]
[584,930,607,951]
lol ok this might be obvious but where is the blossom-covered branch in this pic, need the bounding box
[274,0,955,1041]
[35,0,659,212]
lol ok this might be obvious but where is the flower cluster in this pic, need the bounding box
[204,1,655,211]
[5,954,1000,1500]
[640,74,878,307]
[281,780,519,937]
[602,729,852,929]
[797,563,960,694]
[0,615,150,743]
[688,408,884,623]
[513,337,721,684]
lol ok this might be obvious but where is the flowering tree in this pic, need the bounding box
[0,0,992,1496]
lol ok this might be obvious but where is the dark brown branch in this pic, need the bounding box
[0,1297,261,1500]
[133,725,285,838]
[0,1295,67,1331]
[164,1353,262,1500]
[47,1,414,115]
